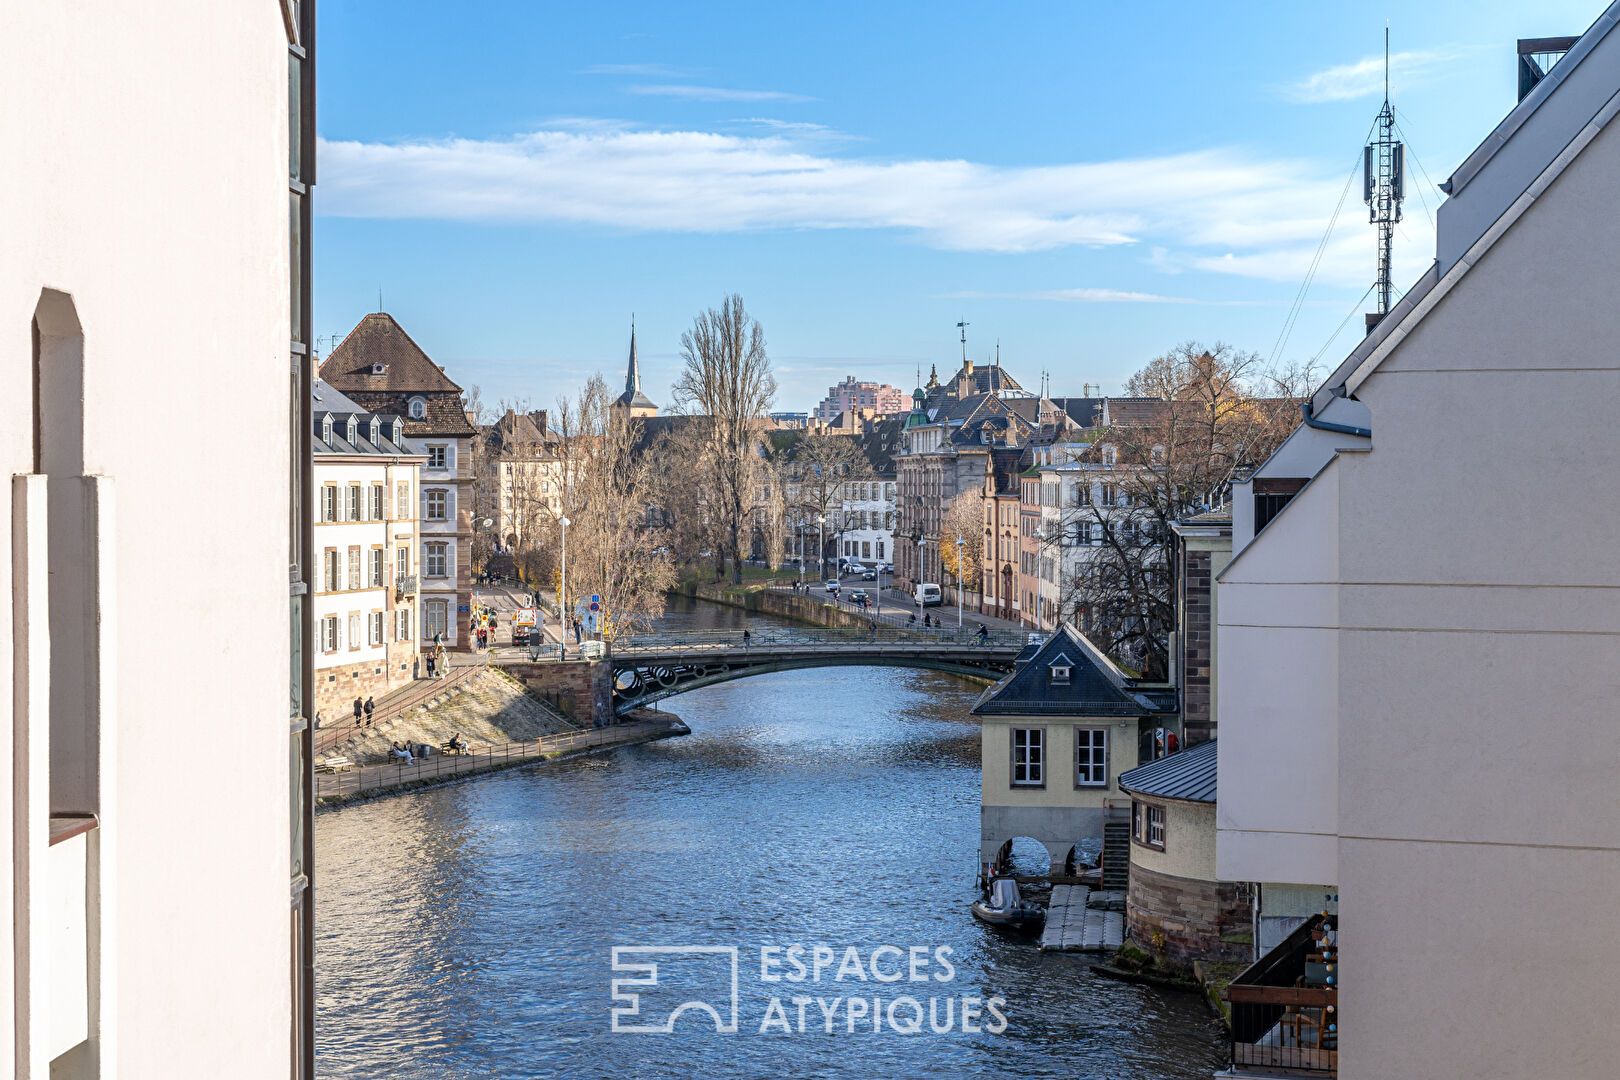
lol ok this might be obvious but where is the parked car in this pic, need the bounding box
[915,583,943,606]
[848,588,870,607]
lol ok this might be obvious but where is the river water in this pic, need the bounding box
[314,597,1224,1079]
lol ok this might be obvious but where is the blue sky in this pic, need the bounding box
[314,0,1601,411]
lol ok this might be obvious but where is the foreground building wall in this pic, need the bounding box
[2,2,301,1076]
[1217,14,1620,1077]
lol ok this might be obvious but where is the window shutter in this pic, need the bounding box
[446,489,456,522]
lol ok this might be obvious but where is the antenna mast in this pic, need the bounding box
[1364,25,1406,316]
[956,319,970,364]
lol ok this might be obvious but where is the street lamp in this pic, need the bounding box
[558,515,570,660]
[955,532,965,628]
[817,514,826,581]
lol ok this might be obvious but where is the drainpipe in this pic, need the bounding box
[1300,400,1371,439]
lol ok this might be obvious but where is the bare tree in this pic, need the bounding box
[1049,342,1306,676]
[671,294,777,584]
[940,492,984,594]
[548,374,675,639]
[772,431,873,571]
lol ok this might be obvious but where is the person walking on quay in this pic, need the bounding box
[742,628,752,649]
[572,616,583,644]
[352,697,363,728]
[363,695,375,726]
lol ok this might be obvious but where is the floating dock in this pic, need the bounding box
[1040,885,1126,952]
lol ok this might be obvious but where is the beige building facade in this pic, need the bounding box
[1218,14,1620,1078]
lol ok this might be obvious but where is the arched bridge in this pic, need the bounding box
[609,627,1034,714]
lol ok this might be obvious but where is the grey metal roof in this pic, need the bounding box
[1117,739,1217,803]
[971,624,1169,717]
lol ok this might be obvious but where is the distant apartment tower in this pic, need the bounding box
[816,376,905,422]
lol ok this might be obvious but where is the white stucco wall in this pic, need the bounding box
[1216,459,1343,887]
[2,3,294,1075]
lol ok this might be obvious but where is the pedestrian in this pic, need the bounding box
[868,618,877,638]
[908,612,916,626]
[352,696,363,727]
[742,628,752,648]
[426,653,436,678]
[572,616,583,644]
[976,623,988,643]
[363,695,375,726]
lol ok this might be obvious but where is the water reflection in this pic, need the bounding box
[315,598,1223,1078]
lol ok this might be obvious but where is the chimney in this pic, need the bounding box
[531,409,548,435]
[964,358,975,376]
[1364,312,1383,336]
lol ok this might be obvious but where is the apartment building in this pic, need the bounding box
[312,383,423,715]
[3,1,316,1074]
[478,408,564,556]
[815,375,906,421]
[320,313,478,649]
[1216,17,1620,1078]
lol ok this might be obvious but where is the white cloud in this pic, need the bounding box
[583,63,694,77]
[317,124,1423,283]
[626,84,812,103]
[943,288,1236,305]
[1283,48,1465,103]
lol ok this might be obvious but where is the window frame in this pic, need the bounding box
[1132,799,1166,851]
[1074,727,1108,788]
[425,489,447,521]
[1009,726,1046,788]
[425,541,448,578]
[427,445,447,470]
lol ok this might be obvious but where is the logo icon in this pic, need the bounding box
[610,946,740,1034]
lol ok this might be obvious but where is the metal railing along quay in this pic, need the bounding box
[613,626,1034,653]
[314,661,487,755]
[315,722,672,800]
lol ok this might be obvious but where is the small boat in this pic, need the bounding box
[971,877,1046,930]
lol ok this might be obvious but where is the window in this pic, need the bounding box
[370,484,384,520]
[425,599,448,640]
[396,545,410,581]
[1075,728,1107,786]
[427,445,447,469]
[348,613,361,651]
[348,483,362,521]
[369,611,384,646]
[877,541,884,558]
[347,546,361,591]
[396,609,411,641]
[396,482,410,520]
[426,490,447,521]
[321,485,337,522]
[425,542,448,577]
[1133,801,1166,849]
[1074,483,1091,506]
[1049,661,1071,684]
[1101,484,1117,506]
[409,397,427,419]
[322,616,338,653]
[1011,728,1044,786]
[323,549,338,593]
[369,548,384,587]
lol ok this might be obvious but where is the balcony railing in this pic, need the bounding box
[1228,912,1338,1075]
[395,574,418,598]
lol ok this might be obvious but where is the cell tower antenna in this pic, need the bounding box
[1364,24,1405,317]
[956,319,970,364]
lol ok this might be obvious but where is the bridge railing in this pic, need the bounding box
[612,627,1036,653]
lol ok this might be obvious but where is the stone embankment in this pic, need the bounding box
[681,581,871,630]
[317,667,579,765]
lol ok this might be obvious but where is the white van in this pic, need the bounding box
[915,583,942,607]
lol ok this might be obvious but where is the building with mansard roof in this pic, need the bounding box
[310,380,424,712]
[320,312,476,649]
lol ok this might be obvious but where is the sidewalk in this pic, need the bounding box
[766,580,1032,633]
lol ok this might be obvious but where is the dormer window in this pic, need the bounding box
[368,418,380,444]
[371,362,388,376]
[1048,655,1073,684]
[344,416,357,443]
[408,397,427,419]
[321,415,332,443]
[1102,445,1117,467]
[391,420,403,443]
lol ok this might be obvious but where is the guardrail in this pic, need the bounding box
[613,626,1034,652]
[315,722,666,800]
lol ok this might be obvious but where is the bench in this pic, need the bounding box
[316,756,353,773]
[440,742,471,756]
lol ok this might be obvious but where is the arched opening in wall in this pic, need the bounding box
[998,836,1052,879]
[1064,838,1102,875]
[34,287,100,818]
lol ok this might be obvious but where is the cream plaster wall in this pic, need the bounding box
[1128,800,1218,882]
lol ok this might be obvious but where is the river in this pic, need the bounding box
[314,596,1225,1078]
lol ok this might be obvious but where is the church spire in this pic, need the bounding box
[625,315,641,398]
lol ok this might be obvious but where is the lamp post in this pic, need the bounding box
[955,532,965,628]
[558,515,570,660]
[817,514,826,581]
[916,536,927,616]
